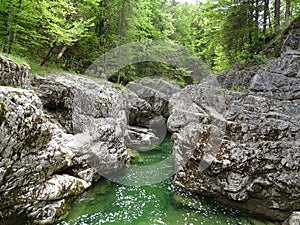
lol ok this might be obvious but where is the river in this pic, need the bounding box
[57,136,277,225]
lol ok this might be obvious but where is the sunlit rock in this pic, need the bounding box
[0,56,30,88]
[168,24,300,221]
[283,212,300,225]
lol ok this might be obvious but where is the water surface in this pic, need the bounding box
[57,136,276,225]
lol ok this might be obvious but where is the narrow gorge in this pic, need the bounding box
[0,19,300,225]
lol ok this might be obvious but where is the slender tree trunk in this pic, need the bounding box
[41,45,56,66]
[117,0,127,84]
[285,0,291,27]
[8,0,23,54]
[248,0,255,45]
[274,0,281,33]
[263,0,269,36]
[57,45,68,60]
[255,0,259,30]
[4,0,13,53]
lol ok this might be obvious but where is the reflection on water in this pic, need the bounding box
[57,136,277,225]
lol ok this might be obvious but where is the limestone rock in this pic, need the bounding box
[124,79,179,151]
[125,125,161,151]
[281,22,300,54]
[268,54,300,78]
[27,174,91,201]
[217,67,256,89]
[32,73,127,134]
[0,56,30,88]
[123,90,153,127]
[29,199,68,225]
[0,72,129,223]
[168,28,300,221]
[283,212,300,225]
[126,81,169,118]
[169,78,300,221]
[138,79,181,99]
[32,72,129,176]
[0,87,76,221]
[126,79,181,122]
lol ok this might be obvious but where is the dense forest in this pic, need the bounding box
[0,0,299,84]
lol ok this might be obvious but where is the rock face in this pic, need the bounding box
[283,212,300,225]
[0,56,30,88]
[31,73,129,178]
[0,86,84,223]
[0,73,129,224]
[125,79,180,150]
[126,78,181,126]
[168,24,300,221]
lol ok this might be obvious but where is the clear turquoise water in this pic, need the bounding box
[57,136,276,225]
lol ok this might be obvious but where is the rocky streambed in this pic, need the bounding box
[1,21,300,225]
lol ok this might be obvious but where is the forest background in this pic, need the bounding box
[0,0,299,85]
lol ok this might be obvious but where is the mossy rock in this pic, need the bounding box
[127,148,144,165]
[0,100,8,122]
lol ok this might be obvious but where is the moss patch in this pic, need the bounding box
[0,100,8,122]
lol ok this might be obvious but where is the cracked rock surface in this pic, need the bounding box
[168,23,300,221]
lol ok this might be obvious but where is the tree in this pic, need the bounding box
[285,0,291,26]
[171,2,197,51]
[0,0,44,54]
[274,0,281,32]
[39,0,93,65]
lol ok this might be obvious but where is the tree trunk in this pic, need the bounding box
[4,0,13,53]
[263,0,269,36]
[255,0,259,31]
[274,0,281,33]
[285,0,291,27]
[117,0,127,84]
[248,0,256,45]
[8,0,23,54]
[102,30,108,76]
[57,45,68,60]
[40,45,56,66]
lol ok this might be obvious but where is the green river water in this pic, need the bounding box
[57,136,277,225]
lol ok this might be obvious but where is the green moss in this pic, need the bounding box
[0,51,28,65]
[127,148,144,164]
[37,115,46,123]
[230,85,249,94]
[0,100,8,122]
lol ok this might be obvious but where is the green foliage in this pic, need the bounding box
[0,0,299,82]
[40,0,93,46]
[229,85,249,94]
[0,50,28,65]
[115,62,195,87]
[127,148,144,165]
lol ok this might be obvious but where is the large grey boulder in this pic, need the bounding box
[31,73,129,177]
[283,212,300,225]
[126,78,181,126]
[123,90,153,127]
[32,73,127,134]
[168,28,300,221]
[0,86,88,223]
[0,56,30,88]
[0,73,129,223]
[123,79,180,151]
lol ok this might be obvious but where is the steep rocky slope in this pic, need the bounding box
[168,19,300,222]
[0,67,129,224]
